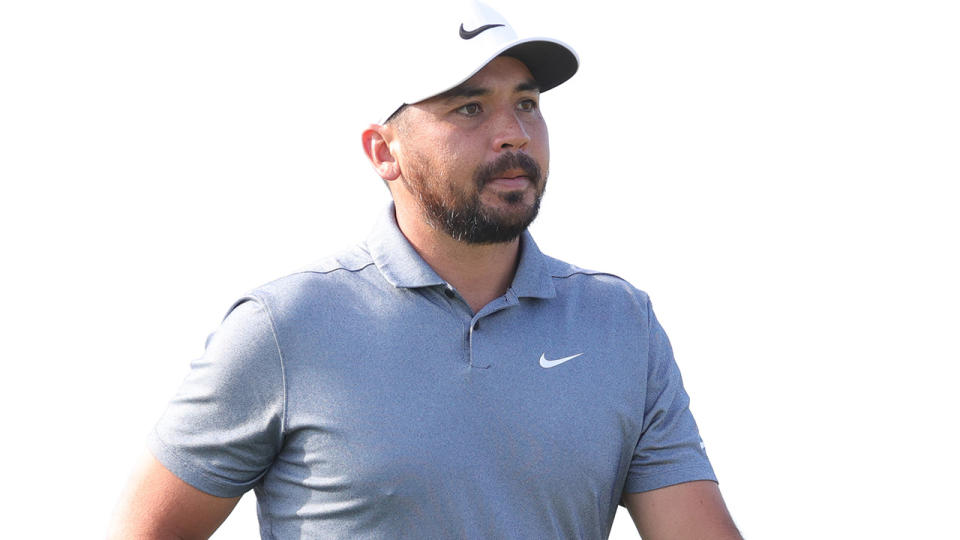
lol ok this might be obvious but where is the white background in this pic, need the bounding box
[2,1,958,538]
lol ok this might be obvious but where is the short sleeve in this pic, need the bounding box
[148,297,285,498]
[621,299,717,497]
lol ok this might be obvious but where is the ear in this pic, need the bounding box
[361,124,401,182]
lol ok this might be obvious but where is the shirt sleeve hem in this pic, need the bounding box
[620,465,718,500]
[147,430,253,499]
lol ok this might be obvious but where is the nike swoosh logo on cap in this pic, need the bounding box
[459,23,504,40]
[539,353,584,368]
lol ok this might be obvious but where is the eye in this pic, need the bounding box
[456,103,483,117]
[517,98,538,112]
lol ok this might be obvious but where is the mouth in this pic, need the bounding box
[475,153,542,194]
[486,168,533,190]
[488,177,530,190]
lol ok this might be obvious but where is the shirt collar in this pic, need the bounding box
[366,204,446,289]
[365,204,556,300]
[510,230,557,300]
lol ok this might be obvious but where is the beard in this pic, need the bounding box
[401,151,546,244]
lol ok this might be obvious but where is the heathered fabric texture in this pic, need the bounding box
[149,205,716,539]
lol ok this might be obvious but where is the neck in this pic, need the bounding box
[394,204,520,313]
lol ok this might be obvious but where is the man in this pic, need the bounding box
[111,2,740,538]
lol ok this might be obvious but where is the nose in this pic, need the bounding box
[490,109,530,151]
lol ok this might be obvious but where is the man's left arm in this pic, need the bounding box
[621,297,740,538]
[623,480,741,540]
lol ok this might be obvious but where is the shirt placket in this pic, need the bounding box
[432,284,520,369]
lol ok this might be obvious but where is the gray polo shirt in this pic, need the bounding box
[149,205,716,539]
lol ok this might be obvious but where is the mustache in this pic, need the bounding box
[473,152,542,187]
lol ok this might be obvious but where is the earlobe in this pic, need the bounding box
[361,124,401,181]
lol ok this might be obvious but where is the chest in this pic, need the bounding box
[262,292,648,530]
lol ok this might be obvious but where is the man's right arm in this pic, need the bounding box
[108,452,241,540]
[111,298,285,538]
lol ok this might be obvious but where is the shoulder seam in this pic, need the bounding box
[297,260,377,276]
[551,269,629,282]
[243,294,288,451]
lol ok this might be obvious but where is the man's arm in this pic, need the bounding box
[108,452,241,540]
[623,480,742,540]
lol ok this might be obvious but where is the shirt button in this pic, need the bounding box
[444,288,456,299]
[473,321,480,331]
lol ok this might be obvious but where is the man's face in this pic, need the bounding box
[391,56,549,244]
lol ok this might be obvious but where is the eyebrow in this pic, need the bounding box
[435,83,488,101]
[515,80,540,93]
[434,79,540,102]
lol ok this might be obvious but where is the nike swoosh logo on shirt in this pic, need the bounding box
[539,353,584,368]
[459,23,504,40]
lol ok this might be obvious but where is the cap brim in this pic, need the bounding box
[499,38,579,93]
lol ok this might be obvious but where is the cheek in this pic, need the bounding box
[541,128,550,161]
[532,124,550,175]
[404,142,452,180]
[421,134,456,168]
[437,141,480,179]
[525,116,548,149]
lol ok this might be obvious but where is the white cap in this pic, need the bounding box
[375,0,579,123]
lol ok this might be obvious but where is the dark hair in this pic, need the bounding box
[384,104,408,125]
